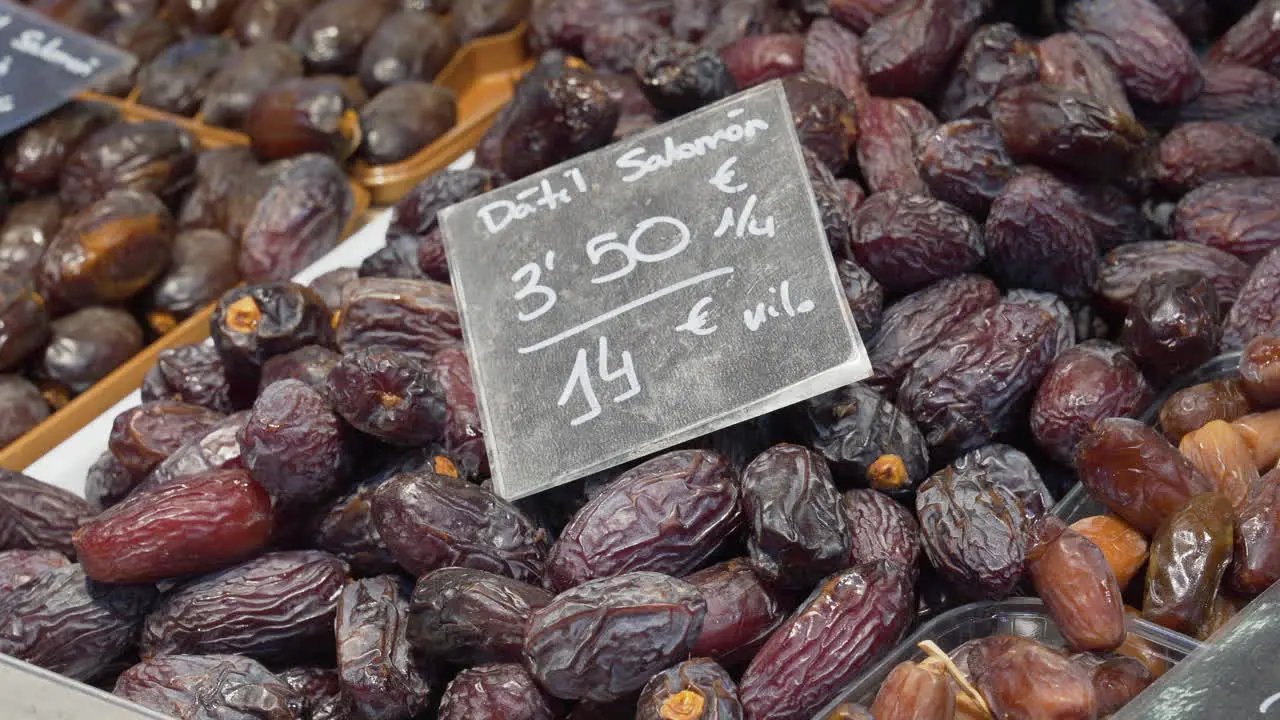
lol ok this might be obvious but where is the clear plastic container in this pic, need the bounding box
[1051,351,1243,523]
[812,597,1201,718]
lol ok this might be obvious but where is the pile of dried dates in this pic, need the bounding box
[7,0,1280,718]
[0,104,353,449]
[28,0,531,166]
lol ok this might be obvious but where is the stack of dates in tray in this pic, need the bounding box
[9,0,1280,718]
[44,0,529,167]
[0,101,353,451]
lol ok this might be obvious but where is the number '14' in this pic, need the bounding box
[557,337,640,426]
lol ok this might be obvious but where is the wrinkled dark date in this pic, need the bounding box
[917,119,1017,220]
[438,663,556,720]
[115,654,300,719]
[858,0,985,99]
[407,566,552,665]
[985,170,1099,300]
[636,658,744,720]
[1066,0,1204,107]
[241,379,347,506]
[336,277,461,364]
[0,565,155,681]
[842,488,922,577]
[108,400,225,477]
[336,575,431,720]
[523,572,707,703]
[370,470,548,583]
[1224,247,1280,350]
[1032,341,1153,465]
[855,97,936,195]
[141,550,349,664]
[740,444,851,591]
[0,469,94,556]
[41,308,144,394]
[739,561,914,720]
[327,346,448,447]
[0,548,69,596]
[1120,270,1222,385]
[1176,178,1280,264]
[802,383,930,497]
[546,449,741,591]
[939,22,1040,121]
[239,154,354,282]
[1096,241,1250,320]
[851,191,985,295]
[684,558,784,667]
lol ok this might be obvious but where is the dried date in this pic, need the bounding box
[241,379,347,506]
[984,170,1099,299]
[719,33,805,89]
[141,550,348,664]
[115,654,299,719]
[940,23,1040,121]
[1176,178,1280,263]
[0,276,49,372]
[336,575,431,720]
[407,566,552,665]
[2,102,116,194]
[869,661,954,720]
[1144,492,1234,634]
[851,191,985,294]
[684,558,784,667]
[842,488,921,576]
[143,411,249,491]
[856,98,936,195]
[73,469,273,584]
[976,636,1098,718]
[802,383,930,496]
[136,36,238,116]
[327,346,447,447]
[0,565,155,681]
[803,18,867,105]
[358,83,457,165]
[523,571,706,702]
[1224,247,1280,350]
[211,281,331,391]
[290,0,391,74]
[40,308,143,394]
[1095,241,1250,320]
[859,0,985,99]
[200,42,306,130]
[1031,340,1153,465]
[438,663,555,720]
[1120,270,1222,385]
[781,74,858,172]
[546,449,741,591]
[1066,0,1204,107]
[1027,516,1126,651]
[741,444,850,590]
[1036,32,1134,118]
[1156,122,1280,195]
[0,376,50,448]
[370,469,548,582]
[109,400,224,477]
[917,119,1017,219]
[240,154,353,282]
[358,11,457,93]
[637,658,744,720]
[1233,467,1280,596]
[1076,417,1215,535]
[738,561,914,720]
[335,278,460,364]
[60,120,195,212]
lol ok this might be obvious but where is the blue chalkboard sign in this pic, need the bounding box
[0,0,134,136]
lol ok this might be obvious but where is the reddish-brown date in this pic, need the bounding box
[141,550,348,664]
[1027,516,1126,652]
[0,549,70,596]
[38,189,174,310]
[1176,178,1280,263]
[1076,418,1216,535]
[992,82,1146,182]
[245,78,360,162]
[407,566,552,665]
[1180,421,1259,515]
[438,664,556,720]
[0,565,155,681]
[869,661,954,720]
[73,469,273,584]
[984,170,1100,300]
[637,658,744,720]
[719,33,805,89]
[546,449,740,591]
[0,469,94,556]
[1121,270,1221,385]
[865,273,1001,393]
[1224,247,1280,350]
[370,470,548,582]
[684,558,785,668]
[858,0,986,99]
[1154,63,1280,140]
[1160,379,1254,444]
[336,575,431,720]
[313,451,430,577]
[241,378,347,506]
[827,0,898,33]
[940,23,1040,121]
[1233,468,1280,596]
[1090,655,1156,714]
[855,98,936,195]
[1155,122,1280,195]
[976,636,1098,719]
[741,444,850,590]
[1242,334,1280,407]
[428,345,487,476]
[115,654,300,719]
[898,302,1063,461]
[240,154,353,282]
[1095,241,1250,320]
[388,166,505,241]
[146,229,240,332]
[851,191,985,295]
[108,400,224,477]
[358,83,457,165]
[327,346,447,447]
[260,344,340,395]
[803,18,867,105]
[1144,492,1234,634]
[1036,32,1134,118]
[524,572,707,702]
[1032,341,1152,465]
[1208,0,1280,77]
[739,561,914,720]
[916,119,1017,220]
[1065,0,1204,107]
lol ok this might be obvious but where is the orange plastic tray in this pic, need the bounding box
[81,23,531,206]
[0,117,371,472]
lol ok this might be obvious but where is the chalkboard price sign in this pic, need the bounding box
[0,0,134,136]
[440,80,871,500]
